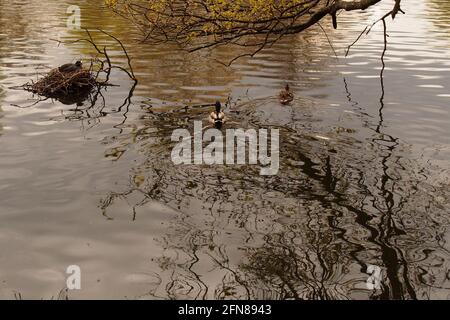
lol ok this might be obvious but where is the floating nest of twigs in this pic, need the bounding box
[23,68,97,98]
[17,29,137,107]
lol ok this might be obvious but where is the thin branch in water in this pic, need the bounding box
[317,22,338,59]
[345,26,368,57]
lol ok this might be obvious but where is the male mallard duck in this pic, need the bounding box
[279,84,294,105]
[208,101,225,129]
[58,60,83,73]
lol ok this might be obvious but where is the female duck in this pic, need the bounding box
[279,84,294,105]
[208,101,226,129]
[58,60,83,73]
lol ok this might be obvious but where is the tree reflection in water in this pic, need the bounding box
[98,93,450,300]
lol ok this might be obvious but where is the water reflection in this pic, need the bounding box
[0,80,4,138]
[98,93,450,299]
[428,0,450,32]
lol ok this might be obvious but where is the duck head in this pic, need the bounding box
[285,84,290,92]
[215,101,222,114]
[75,60,82,67]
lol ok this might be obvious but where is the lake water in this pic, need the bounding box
[0,0,449,299]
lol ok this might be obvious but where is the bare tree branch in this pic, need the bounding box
[107,0,403,64]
